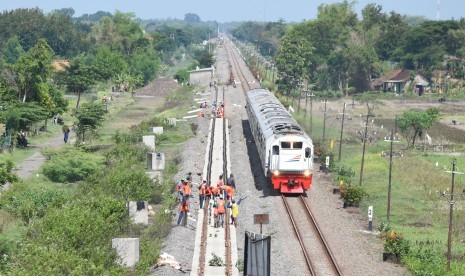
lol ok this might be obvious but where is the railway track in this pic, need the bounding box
[281,195,343,276]
[225,38,257,92]
[197,83,235,275]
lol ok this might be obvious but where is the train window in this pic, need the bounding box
[273,145,279,155]
[281,142,291,148]
[305,147,311,158]
[293,142,303,149]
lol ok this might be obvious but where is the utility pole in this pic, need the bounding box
[309,93,314,135]
[208,31,210,52]
[384,123,399,221]
[338,103,346,162]
[440,158,464,271]
[322,98,328,142]
[359,108,373,186]
[271,65,275,85]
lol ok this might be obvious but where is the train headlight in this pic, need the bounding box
[304,170,311,177]
[273,170,280,176]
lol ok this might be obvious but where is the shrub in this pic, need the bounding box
[334,165,355,183]
[209,253,225,266]
[0,159,19,187]
[339,182,366,205]
[9,196,129,275]
[0,184,69,226]
[377,220,392,234]
[41,148,104,183]
[382,230,410,256]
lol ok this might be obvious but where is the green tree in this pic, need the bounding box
[184,13,201,24]
[128,49,160,84]
[396,108,439,147]
[1,36,25,64]
[92,11,148,55]
[0,102,48,142]
[274,29,314,95]
[94,46,127,81]
[73,102,108,143]
[60,57,98,108]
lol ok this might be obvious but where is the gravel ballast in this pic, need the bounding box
[153,42,411,276]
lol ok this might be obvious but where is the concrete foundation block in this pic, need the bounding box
[112,238,140,267]
[127,201,149,225]
[166,118,176,126]
[151,126,164,134]
[147,152,165,170]
[146,171,163,182]
[142,135,155,151]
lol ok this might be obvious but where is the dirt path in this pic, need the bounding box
[14,131,76,180]
[10,77,179,184]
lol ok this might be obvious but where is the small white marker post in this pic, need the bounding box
[368,206,373,231]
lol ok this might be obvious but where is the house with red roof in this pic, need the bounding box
[372,69,429,95]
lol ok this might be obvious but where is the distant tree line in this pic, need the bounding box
[0,8,215,146]
[233,1,465,94]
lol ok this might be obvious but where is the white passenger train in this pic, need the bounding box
[246,88,314,194]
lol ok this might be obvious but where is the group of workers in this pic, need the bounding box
[176,172,243,228]
[198,100,225,118]
[212,100,225,118]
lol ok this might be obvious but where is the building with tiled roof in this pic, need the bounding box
[372,69,429,94]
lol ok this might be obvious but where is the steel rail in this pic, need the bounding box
[281,194,316,275]
[225,39,252,93]
[198,86,219,275]
[222,87,232,276]
[299,195,342,276]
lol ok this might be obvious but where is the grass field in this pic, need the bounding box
[289,95,465,272]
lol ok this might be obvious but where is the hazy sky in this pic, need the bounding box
[1,0,463,22]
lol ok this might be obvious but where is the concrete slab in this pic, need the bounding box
[142,135,155,151]
[112,238,140,267]
[151,126,164,134]
[127,201,148,225]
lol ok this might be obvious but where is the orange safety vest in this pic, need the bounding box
[183,183,191,197]
[211,187,218,196]
[205,186,212,196]
[225,185,235,198]
[217,199,225,214]
[199,184,205,195]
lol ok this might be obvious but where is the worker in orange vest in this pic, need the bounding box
[205,184,212,199]
[199,180,206,208]
[210,186,219,198]
[177,196,189,226]
[177,178,185,201]
[182,181,192,198]
[216,195,226,228]
[222,185,235,200]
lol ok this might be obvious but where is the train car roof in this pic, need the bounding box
[247,88,311,140]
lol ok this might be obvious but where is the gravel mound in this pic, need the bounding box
[135,77,181,97]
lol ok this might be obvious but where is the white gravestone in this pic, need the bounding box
[112,238,140,267]
[142,135,155,151]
